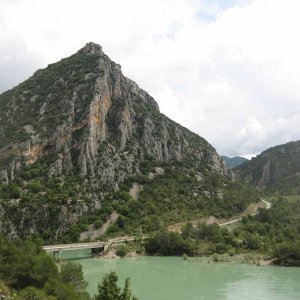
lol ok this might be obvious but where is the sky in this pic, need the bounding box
[1,0,300,158]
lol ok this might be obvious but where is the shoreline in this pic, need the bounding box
[95,251,277,267]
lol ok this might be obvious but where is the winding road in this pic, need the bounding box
[219,199,272,227]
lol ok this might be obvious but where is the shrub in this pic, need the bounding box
[116,245,128,257]
[212,254,219,262]
[145,231,194,256]
[94,220,103,229]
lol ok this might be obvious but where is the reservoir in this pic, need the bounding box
[61,250,300,300]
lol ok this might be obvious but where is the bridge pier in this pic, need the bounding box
[91,245,105,256]
[53,250,61,260]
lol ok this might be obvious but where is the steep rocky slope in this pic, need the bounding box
[0,43,258,242]
[234,141,300,194]
[0,43,225,183]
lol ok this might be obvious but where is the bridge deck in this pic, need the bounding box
[43,242,105,252]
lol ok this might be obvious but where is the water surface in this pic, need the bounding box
[61,250,300,300]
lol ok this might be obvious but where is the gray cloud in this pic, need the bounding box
[0,41,42,92]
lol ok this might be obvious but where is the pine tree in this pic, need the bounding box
[95,272,138,300]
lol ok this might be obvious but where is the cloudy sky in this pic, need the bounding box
[1,0,300,158]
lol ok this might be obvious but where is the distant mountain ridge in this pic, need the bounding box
[221,156,248,169]
[234,141,300,195]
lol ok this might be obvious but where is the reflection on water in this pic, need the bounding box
[60,250,300,300]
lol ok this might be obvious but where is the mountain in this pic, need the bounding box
[234,141,300,195]
[221,156,248,169]
[0,43,259,242]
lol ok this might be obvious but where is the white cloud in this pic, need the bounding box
[0,0,300,157]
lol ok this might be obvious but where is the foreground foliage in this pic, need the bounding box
[0,236,90,299]
[0,236,138,299]
[95,272,138,300]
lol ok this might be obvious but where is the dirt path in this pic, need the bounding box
[262,199,271,209]
[80,211,119,241]
[221,199,272,226]
[168,199,272,232]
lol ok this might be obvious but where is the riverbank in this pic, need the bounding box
[94,245,275,267]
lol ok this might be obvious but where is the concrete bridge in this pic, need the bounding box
[43,241,106,259]
[43,237,137,259]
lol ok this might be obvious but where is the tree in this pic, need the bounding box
[94,272,138,300]
[95,272,120,300]
[120,278,138,300]
[44,278,80,300]
[145,231,193,256]
[60,262,88,293]
[0,236,89,299]
[274,242,292,261]
[116,245,128,258]
[32,254,59,288]
[244,234,261,250]
[0,280,12,298]
[181,222,195,239]
[16,287,49,300]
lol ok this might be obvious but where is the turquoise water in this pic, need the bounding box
[61,250,300,300]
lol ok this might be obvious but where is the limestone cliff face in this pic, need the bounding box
[0,42,229,239]
[234,141,300,193]
[0,42,225,187]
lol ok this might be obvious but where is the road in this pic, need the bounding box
[219,199,272,227]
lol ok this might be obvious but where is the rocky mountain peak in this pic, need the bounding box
[0,42,223,184]
[78,42,103,55]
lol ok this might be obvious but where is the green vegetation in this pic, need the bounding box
[0,236,90,299]
[91,160,260,240]
[116,245,129,258]
[95,272,137,300]
[0,158,88,243]
[0,49,99,146]
[0,154,260,244]
[145,231,194,256]
[0,236,139,299]
[144,196,300,266]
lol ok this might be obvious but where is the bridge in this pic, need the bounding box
[43,241,106,252]
[43,237,137,259]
